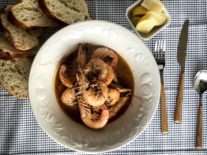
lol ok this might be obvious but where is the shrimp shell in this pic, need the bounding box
[59,64,73,88]
[83,81,108,107]
[109,95,129,120]
[61,88,76,107]
[106,88,120,106]
[75,44,87,68]
[79,102,109,129]
[91,47,118,69]
[84,58,115,85]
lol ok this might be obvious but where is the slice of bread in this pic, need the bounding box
[0,37,38,60]
[0,7,40,51]
[10,0,58,29]
[38,0,90,25]
[0,58,32,99]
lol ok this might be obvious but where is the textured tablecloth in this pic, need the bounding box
[0,0,207,154]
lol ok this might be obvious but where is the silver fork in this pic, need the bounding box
[154,40,169,135]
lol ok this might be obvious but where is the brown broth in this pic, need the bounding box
[109,54,134,122]
[55,46,134,124]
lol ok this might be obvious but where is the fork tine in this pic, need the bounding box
[160,40,162,51]
[156,40,166,52]
[160,40,166,52]
[155,41,158,52]
[163,40,166,51]
[154,40,166,63]
[158,41,160,52]
[159,40,162,51]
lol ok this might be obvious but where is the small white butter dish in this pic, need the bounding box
[126,0,171,40]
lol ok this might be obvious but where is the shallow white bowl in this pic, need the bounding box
[29,20,160,153]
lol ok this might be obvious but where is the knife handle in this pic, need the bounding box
[175,71,184,123]
[196,96,202,149]
[161,76,168,135]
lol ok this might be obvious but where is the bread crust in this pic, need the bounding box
[38,0,90,25]
[7,2,31,29]
[0,82,28,99]
[38,0,67,25]
[0,49,36,60]
[0,58,31,99]
[1,11,39,51]
[0,51,14,60]
[0,35,39,60]
[8,10,32,29]
[9,0,58,29]
[0,17,19,51]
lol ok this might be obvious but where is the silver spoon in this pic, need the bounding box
[193,70,207,149]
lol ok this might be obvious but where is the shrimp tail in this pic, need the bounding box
[109,96,129,119]
[75,44,87,68]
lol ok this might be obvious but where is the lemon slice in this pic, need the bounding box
[141,0,164,13]
[132,6,148,16]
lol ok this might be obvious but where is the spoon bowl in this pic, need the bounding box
[193,70,207,149]
[194,70,207,94]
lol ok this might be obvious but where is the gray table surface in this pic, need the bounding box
[0,0,207,154]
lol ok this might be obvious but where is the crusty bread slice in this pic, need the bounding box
[0,37,38,60]
[0,58,32,99]
[38,0,90,25]
[10,0,58,29]
[0,7,40,51]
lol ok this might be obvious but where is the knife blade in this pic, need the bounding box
[175,19,189,123]
[177,19,189,72]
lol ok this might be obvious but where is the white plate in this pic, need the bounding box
[29,20,160,153]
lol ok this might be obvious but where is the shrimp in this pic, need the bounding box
[59,64,73,88]
[91,47,118,69]
[59,44,87,88]
[75,44,87,69]
[106,88,120,106]
[108,89,132,119]
[61,88,77,107]
[82,81,108,107]
[78,102,109,129]
[76,69,108,107]
[109,96,129,120]
[84,58,115,85]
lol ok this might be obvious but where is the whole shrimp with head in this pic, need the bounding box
[57,44,132,129]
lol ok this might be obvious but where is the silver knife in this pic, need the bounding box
[175,19,189,123]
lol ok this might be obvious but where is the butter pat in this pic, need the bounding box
[136,13,157,33]
[141,0,164,13]
[148,11,167,26]
[136,11,167,33]
[132,6,148,16]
